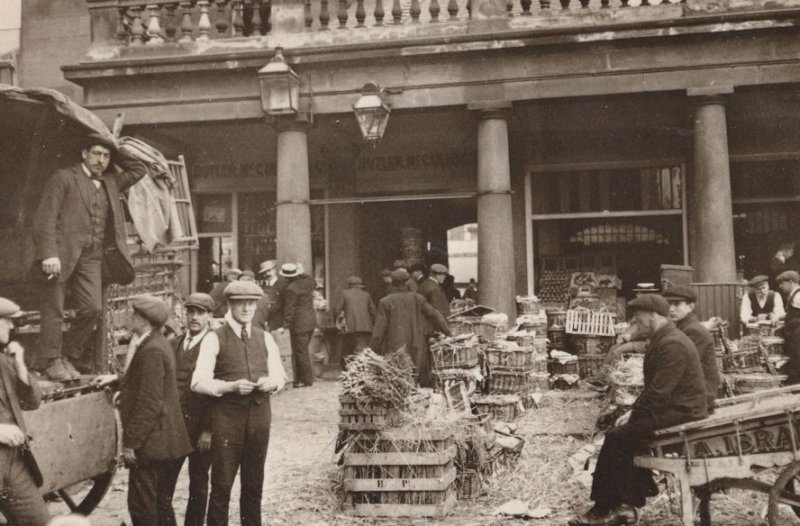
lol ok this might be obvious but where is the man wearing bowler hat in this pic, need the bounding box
[777,271,800,384]
[333,276,375,368]
[191,281,287,526]
[119,294,192,526]
[33,133,148,381]
[662,286,719,410]
[569,294,707,526]
[740,274,785,325]
[0,297,49,526]
[163,293,216,526]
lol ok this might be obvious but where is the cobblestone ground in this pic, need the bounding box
[49,381,800,525]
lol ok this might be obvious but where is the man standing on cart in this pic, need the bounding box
[33,134,147,381]
[777,271,800,384]
[569,294,707,526]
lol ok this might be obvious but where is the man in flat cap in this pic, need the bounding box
[333,276,376,369]
[570,294,707,526]
[163,293,216,526]
[370,270,452,387]
[418,263,451,319]
[663,286,719,411]
[209,269,243,318]
[119,294,192,526]
[0,297,49,525]
[191,281,287,526]
[393,259,419,292]
[777,271,800,384]
[277,263,317,388]
[376,268,393,302]
[33,133,148,381]
[740,274,785,325]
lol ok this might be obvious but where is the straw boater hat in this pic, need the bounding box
[280,263,301,278]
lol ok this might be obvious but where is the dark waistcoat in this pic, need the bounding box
[749,291,775,317]
[213,324,270,405]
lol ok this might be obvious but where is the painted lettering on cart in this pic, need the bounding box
[357,151,477,173]
[689,422,800,458]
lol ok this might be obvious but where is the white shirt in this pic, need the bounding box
[124,330,152,372]
[191,312,287,396]
[790,286,800,310]
[740,290,785,324]
[183,327,209,352]
[82,163,101,189]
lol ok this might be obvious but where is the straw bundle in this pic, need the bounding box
[340,348,417,411]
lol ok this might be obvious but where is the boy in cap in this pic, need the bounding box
[333,276,376,369]
[777,271,800,383]
[119,294,192,526]
[163,293,216,526]
[569,294,707,526]
[191,281,287,526]
[33,134,148,381]
[662,286,719,410]
[740,274,784,325]
[0,297,49,525]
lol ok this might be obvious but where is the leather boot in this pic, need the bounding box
[45,358,72,382]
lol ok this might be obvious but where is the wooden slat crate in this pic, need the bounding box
[339,395,401,431]
[342,428,457,517]
[565,309,616,337]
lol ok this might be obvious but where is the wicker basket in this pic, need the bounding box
[728,373,786,394]
[430,338,481,370]
[456,470,483,500]
[531,372,550,391]
[471,394,522,421]
[570,335,614,355]
[548,359,579,375]
[516,296,541,315]
[761,337,785,356]
[565,309,616,337]
[547,327,566,348]
[433,368,479,394]
[485,347,536,369]
[449,316,480,337]
[579,355,607,379]
[488,370,534,394]
[546,309,567,328]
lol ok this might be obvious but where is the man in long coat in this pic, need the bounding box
[370,270,451,387]
[33,133,147,381]
[333,276,375,368]
[119,295,192,526]
[279,263,317,387]
[777,270,800,384]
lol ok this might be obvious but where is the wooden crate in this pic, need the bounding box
[565,309,616,337]
[342,428,457,517]
[339,395,401,431]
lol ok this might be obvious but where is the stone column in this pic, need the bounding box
[688,87,737,282]
[275,117,313,273]
[472,103,516,320]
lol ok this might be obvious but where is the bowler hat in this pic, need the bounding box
[391,269,410,283]
[280,263,301,278]
[0,297,23,319]
[628,294,670,317]
[430,263,448,275]
[777,271,800,284]
[224,281,264,300]
[662,286,697,303]
[258,259,277,275]
[346,276,363,286]
[131,294,170,327]
[83,132,118,154]
[748,275,769,287]
[184,293,214,312]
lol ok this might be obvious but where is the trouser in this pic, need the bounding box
[290,330,315,385]
[417,336,435,388]
[39,247,103,362]
[207,398,271,526]
[340,332,371,369]
[0,447,50,526]
[785,320,800,385]
[128,457,185,526]
[589,412,657,510]
[163,415,212,526]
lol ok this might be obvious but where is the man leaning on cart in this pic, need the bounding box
[569,294,708,526]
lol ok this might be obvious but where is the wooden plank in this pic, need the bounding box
[344,468,456,492]
[379,428,453,442]
[344,446,456,467]
[346,494,457,518]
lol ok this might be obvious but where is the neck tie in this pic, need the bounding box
[241,326,249,344]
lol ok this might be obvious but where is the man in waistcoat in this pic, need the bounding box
[33,133,147,381]
[163,293,216,526]
[0,297,49,526]
[777,271,800,384]
[119,295,192,526]
[740,274,785,325]
[191,281,287,526]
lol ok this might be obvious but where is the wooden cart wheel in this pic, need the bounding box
[54,466,117,516]
[768,460,800,525]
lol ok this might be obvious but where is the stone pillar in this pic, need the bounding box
[473,103,516,320]
[689,87,737,282]
[275,117,313,273]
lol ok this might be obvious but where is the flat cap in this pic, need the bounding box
[184,292,214,312]
[0,297,22,319]
[346,276,363,286]
[392,259,407,270]
[83,132,118,153]
[391,269,410,283]
[748,275,769,287]
[628,294,670,317]
[430,263,449,274]
[239,270,256,281]
[380,268,392,278]
[224,280,263,300]
[408,263,425,273]
[662,285,697,303]
[225,268,243,278]
[131,294,170,327]
[777,270,800,284]
[279,263,300,278]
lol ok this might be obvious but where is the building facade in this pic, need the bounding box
[17,0,800,317]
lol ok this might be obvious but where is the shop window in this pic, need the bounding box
[731,160,800,199]
[569,223,670,246]
[196,194,233,234]
[166,155,198,248]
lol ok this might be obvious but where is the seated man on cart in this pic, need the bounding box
[569,294,708,526]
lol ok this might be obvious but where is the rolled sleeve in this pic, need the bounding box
[264,332,287,391]
[740,293,752,324]
[190,332,228,397]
